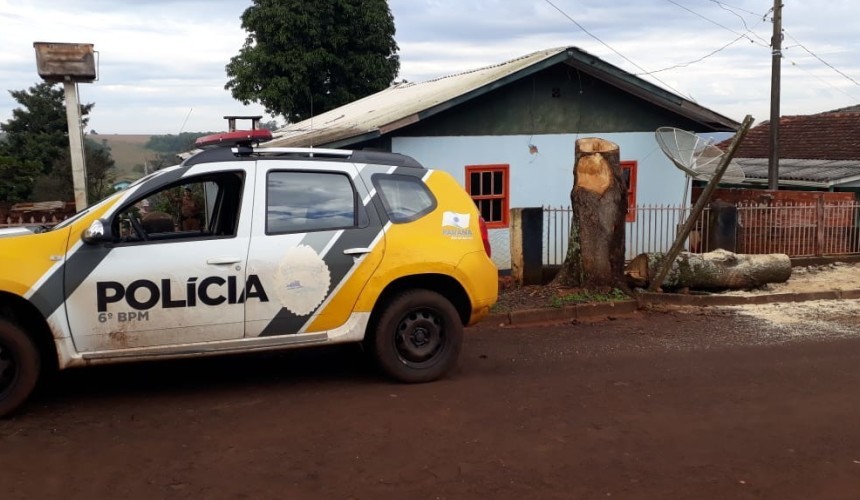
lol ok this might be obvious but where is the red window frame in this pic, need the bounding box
[465,164,510,229]
[621,160,637,222]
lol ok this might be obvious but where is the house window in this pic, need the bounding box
[621,160,637,222]
[465,164,509,228]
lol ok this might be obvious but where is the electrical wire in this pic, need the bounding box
[705,0,769,18]
[664,0,770,48]
[541,0,692,99]
[636,2,772,77]
[707,0,772,46]
[784,57,860,102]
[636,33,746,75]
[784,31,860,88]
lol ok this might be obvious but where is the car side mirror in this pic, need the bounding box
[81,219,112,244]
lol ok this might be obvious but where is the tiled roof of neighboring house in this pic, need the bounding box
[715,106,860,186]
[822,104,860,114]
[267,46,739,148]
[720,111,860,160]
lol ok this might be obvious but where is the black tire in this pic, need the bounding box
[0,319,40,418]
[372,289,463,383]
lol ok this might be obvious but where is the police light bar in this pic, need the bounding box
[195,129,273,148]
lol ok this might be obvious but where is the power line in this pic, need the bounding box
[707,0,772,46]
[785,57,860,102]
[706,0,770,18]
[664,0,770,48]
[541,0,691,99]
[784,31,860,88]
[676,2,860,98]
[636,34,746,76]
[636,2,772,77]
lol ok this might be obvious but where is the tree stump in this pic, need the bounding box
[553,137,627,288]
[625,249,792,290]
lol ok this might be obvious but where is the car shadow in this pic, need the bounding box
[29,343,382,411]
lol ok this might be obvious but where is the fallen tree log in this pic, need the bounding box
[625,249,792,291]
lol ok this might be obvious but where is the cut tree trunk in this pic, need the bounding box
[553,137,627,288]
[625,249,792,291]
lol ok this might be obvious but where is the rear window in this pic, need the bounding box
[267,171,357,234]
[373,174,436,223]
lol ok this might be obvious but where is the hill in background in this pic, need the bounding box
[89,134,155,180]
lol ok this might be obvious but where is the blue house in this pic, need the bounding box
[266,47,739,269]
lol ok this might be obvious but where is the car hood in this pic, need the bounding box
[0,226,37,239]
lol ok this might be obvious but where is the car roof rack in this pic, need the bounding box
[182,143,425,169]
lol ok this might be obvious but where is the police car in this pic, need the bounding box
[0,130,498,416]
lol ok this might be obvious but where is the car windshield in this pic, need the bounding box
[48,166,182,232]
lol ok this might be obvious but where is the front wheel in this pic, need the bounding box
[372,290,463,383]
[0,319,40,418]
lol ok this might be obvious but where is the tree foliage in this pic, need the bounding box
[225,0,400,123]
[0,82,114,203]
[0,83,92,176]
[31,139,116,203]
[145,132,210,154]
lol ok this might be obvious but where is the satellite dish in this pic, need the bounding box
[655,127,745,184]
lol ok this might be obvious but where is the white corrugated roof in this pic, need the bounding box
[737,158,860,187]
[267,47,569,147]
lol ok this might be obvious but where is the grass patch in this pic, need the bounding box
[550,288,628,308]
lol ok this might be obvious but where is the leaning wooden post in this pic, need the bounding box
[648,115,755,292]
[553,137,627,288]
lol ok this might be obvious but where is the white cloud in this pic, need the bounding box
[0,0,858,133]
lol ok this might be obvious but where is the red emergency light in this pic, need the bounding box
[195,129,273,149]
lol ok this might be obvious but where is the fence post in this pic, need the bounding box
[705,201,738,252]
[510,207,544,286]
[816,197,825,256]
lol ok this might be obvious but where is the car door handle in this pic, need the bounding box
[343,247,372,256]
[206,257,242,265]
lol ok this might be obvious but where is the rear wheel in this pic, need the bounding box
[0,319,40,418]
[372,290,463,383]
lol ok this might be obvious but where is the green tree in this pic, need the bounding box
[0,82,95,202]
[225,0,400,123]
[0,156,34,203]
[31,139,116,203]
[145,132,209,154]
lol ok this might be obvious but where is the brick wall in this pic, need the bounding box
[693,188,859,256]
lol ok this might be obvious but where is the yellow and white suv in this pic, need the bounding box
[0,132,498,416]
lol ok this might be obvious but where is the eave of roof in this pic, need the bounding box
[267,46,739,148]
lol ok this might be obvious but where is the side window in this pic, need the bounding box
[466,164,509,228]
[621,160,638,222]
[373,174,436,223]
[267,171,357,234]
[114,172,244,243]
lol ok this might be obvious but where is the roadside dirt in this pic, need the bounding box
[495,261,860,312]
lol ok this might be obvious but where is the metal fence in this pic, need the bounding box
[543,201,860,265]
[0,214,67,229]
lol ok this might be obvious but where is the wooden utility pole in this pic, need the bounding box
[768,0,783,191]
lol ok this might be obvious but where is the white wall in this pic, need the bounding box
[393,133,693,269]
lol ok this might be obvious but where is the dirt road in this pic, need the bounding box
[4,307,860,499]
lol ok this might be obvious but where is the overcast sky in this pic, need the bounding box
[1,0,858,134]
